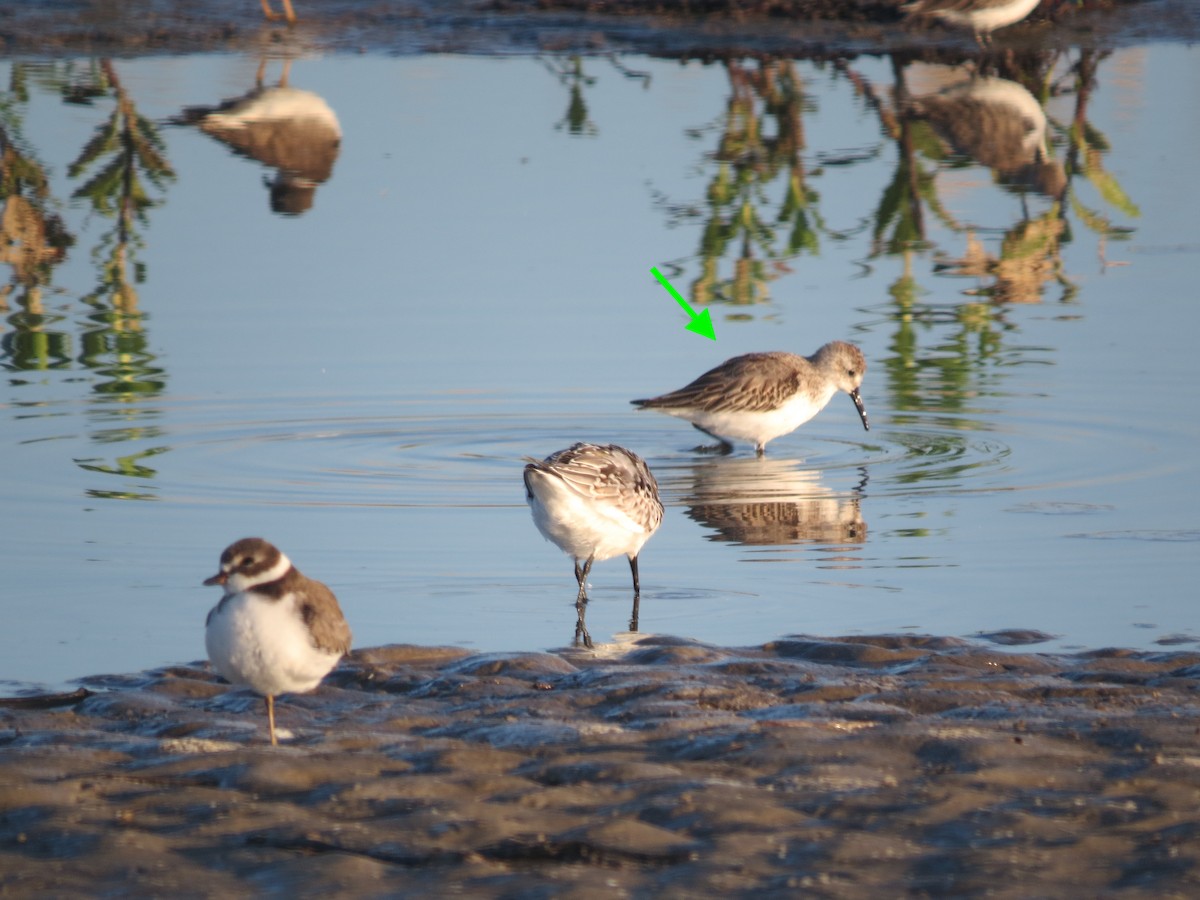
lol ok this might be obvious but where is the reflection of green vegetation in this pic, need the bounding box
[1061,50,1138,245]
[871,116,951,256]
[860,49,1136,425]
[1,59,174,500]
[2,59,172,394]
[78,311,166,396]
[667,60,824,309]
[76,444,169,481]
[885,270,1010,422]
[1,63,76,368]
[70,60,174,313]
[85,485,159,502]
[545,55,652,138]
[545,56,597,137]
[66,60,173,490]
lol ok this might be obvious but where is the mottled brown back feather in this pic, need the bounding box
[251,565,352,656]
[633,352,808,414]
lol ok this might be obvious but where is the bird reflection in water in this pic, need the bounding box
[899,65,1067,302]
[673,456,868,549]
[902,68,1065,201]
[172,59,341,215]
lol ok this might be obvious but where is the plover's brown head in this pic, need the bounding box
[204,537,292,594]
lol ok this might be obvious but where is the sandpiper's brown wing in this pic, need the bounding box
[633,352,804,415]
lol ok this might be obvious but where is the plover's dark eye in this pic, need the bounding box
[241,557,253,567]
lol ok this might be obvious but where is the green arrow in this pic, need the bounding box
[651,266,716,341]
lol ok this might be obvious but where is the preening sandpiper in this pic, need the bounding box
[524,443,664,646]
[633,342,870,456]
[204,537,351,745]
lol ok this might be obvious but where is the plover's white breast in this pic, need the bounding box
[205,589,342,698]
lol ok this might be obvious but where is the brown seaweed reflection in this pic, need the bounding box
[677,456,867,549]
[173,59,341,216]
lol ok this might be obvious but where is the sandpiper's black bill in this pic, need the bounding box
[850,388,870,431]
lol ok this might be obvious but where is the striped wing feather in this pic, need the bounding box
[635,352,802,414]
[525,443,663,531]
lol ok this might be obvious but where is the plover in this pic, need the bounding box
[524,443,664,646]
[633,342,870,456]
[204,537,351,745]
[902,0,1041,46]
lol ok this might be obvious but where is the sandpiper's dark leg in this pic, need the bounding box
[574,556,594,604]
[574,594,593,648]
[691,423,734,455]
[572,556,596,647]
[627,556,642,631]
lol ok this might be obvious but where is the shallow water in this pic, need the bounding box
[3,47,1199,689]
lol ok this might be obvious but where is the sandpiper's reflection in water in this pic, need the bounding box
[673,456,867,548]
[899,64,1068,302]
[902,66,1066,201]
[173,60,341,215]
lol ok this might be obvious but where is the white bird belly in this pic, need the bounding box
[672,389,834,446]
[205,593,340,697]
[527,479,650,562]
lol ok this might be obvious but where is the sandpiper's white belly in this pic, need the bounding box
[938,0,1039,30]
[669,387,837,446]
[205,592,340,698]
[527,475,652,563]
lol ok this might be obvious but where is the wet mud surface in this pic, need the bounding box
[3,634,1200,895]
[1,0,1198,57]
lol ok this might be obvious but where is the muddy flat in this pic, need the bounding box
[3,634,1200,895]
